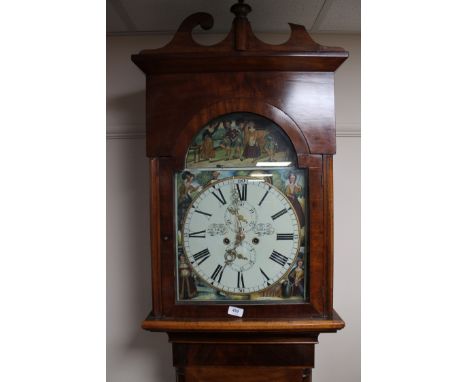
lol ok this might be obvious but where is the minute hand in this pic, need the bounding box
[234,214,245,246]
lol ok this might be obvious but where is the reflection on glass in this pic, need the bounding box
[256,162,292,167]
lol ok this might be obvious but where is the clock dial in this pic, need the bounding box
[182,177,300,295]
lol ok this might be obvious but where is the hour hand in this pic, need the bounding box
[236,253,248,260]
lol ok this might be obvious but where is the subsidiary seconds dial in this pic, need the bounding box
[182,177,301,295]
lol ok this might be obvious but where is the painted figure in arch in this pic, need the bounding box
[200,122,219,161]
[264,133,278,161]
[285,172,306,227]
[243,122,261,162]
[221,120,244,160]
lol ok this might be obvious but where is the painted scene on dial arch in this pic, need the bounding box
[185,112,297,168]
[175,168,308,303]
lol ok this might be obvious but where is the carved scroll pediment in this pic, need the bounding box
[138,1,346,55]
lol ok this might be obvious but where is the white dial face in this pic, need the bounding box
[182,177,300,295]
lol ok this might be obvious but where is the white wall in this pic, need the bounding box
[107,33,360,382]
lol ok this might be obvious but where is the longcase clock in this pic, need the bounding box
[131,1,348,381]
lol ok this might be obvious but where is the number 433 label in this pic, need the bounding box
[227,306,244,318]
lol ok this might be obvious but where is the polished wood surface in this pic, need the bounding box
[173,343,314,366]
[178,367,312,382]
[134,10,345,54]
[170,330,319,381]
[131,8,347,74]
[142,310,345,332]
[171,330,318,381]
[323,155,335,316]
[168,332,319,344]
[132,53,348,74]
[146,72,338,158]
[149,158,162,317]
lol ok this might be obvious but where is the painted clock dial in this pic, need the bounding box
[175,112,308,303]
[182,177,300,295]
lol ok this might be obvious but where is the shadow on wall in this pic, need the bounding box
[106,90,146,130]
[107,136,174,381]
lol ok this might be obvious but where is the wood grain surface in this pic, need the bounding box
[142,310,344,332]
[180,367,312,382]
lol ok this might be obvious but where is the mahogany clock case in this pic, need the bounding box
[131,6,348,323]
